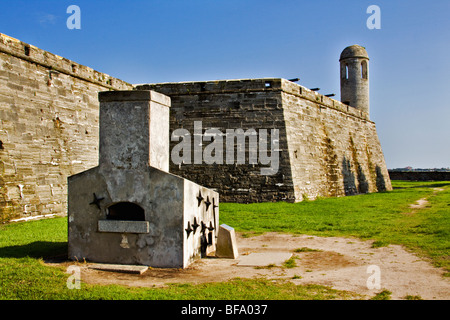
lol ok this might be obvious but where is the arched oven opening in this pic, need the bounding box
[106,202,145,221]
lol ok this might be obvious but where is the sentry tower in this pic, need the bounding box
[340,45,370,116]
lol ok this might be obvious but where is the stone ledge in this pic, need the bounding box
[99,90,171,106]
[98,220,150,234]
[89,263,148,274]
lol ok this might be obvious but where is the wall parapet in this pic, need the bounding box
[280,79,370,122]
[0,33,132,91]
[137,78,370,122]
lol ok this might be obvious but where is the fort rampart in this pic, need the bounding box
[0,33,132,221]
[137,79,391,203]
[0,33,391,220]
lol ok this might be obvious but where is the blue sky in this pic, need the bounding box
[1,0,449,169]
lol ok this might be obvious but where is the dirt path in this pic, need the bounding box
[407,187,444,211]
[66,232,449,300]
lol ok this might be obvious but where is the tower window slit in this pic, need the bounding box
[361,61,368,79]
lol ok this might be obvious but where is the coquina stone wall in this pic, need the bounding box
[280,79,391,200]
[0,33,133,222]
[0,32,392,220]
[137,78,392,202]
[137,79,295,203]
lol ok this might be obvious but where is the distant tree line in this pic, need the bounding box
[389,167,450,172]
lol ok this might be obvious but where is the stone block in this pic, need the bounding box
[215,224,239,259]
[98,91,170,172]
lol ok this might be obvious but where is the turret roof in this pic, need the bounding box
[340,45,369,61]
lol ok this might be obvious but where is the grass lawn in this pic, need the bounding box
[221,180,450,272]
[0,180,449,300]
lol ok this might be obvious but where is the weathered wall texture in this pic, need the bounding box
[0,33,133,222]
[137,79,295,203]
[280,79,391,200]
[137,78,392,202]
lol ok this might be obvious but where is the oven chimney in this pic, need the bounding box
[98,90,170,171]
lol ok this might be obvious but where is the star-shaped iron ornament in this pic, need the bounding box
[185,221,193,238]
[212,198,218,211]
[201,221,207,234]
[204,196,211,211]
[197,191,204,207]
[89,193,104,209]
[192,217,199,234]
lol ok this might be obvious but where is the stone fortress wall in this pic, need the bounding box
[137,77,391,203]
[0,32,391,220]
[0,33,133,221]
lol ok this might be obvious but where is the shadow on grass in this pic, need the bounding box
[0,241,67,260]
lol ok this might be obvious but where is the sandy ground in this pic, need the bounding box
[59,232,450,300]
